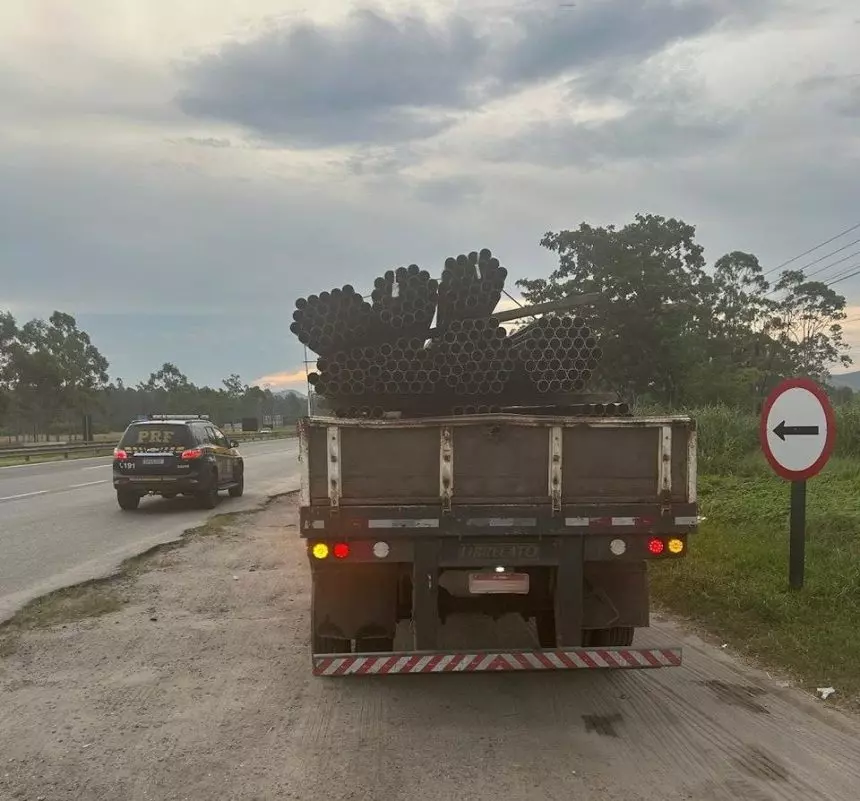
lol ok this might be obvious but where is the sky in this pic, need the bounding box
[1,0,859,389]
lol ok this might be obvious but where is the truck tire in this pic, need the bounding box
[313,635,351,654]
[117,491,140,511]
[355,636,394,653]
[586,626,634,647]
[535,612,557,648]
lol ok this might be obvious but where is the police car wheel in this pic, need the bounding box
[117,491,140,511]
[198,474,220,509]
[228,470,244,498]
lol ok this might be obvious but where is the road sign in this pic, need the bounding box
[760,377,836,590]
[760,377,835,481]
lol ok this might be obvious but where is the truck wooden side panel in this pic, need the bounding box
[301,414,696,509]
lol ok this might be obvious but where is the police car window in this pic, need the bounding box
[120,424,191,448]
[204,425,222,445]
[190,423,212,445]
[212,427,230,447]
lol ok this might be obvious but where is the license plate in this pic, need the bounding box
[468,572,530,595]
[141,458,165,465]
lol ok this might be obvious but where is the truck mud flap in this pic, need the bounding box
[313,647,682,676]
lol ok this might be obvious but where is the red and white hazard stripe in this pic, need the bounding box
[313,648,682,676]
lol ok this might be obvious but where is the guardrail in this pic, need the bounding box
[0,431,295,462]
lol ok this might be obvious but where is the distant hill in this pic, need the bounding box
[829,372,860,390]
[274,389,307,399]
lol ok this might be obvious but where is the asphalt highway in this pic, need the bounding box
[0,438,300,622]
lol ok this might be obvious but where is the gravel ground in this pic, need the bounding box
[2,493,860,801]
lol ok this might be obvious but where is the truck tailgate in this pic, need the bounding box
[300,414,696,512]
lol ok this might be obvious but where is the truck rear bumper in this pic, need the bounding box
[313,646,682,676]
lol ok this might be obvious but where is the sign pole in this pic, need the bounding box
[788,480,807,590]
[760,377,835,592]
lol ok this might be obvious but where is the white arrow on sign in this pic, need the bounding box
[763,385,830,475]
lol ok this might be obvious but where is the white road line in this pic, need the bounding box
[0,490,49,502]
[83,464,110,471]
[69,480,110,489]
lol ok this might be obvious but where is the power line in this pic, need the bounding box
[796,238,860,277]
[825,262,860,287]
[804,249,860,280]
[763,220,860,276]
[767,252,860,296]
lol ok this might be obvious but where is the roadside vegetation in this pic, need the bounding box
[651,405,860,707]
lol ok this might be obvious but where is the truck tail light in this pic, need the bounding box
[311,543,329,559]
[333,542,350,559]
[648,537,665,555]
[667,538,685,554]
[372,541,390,559]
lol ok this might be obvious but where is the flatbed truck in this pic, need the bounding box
[298,411,698,676]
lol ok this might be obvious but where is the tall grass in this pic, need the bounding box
[681,403,860,475]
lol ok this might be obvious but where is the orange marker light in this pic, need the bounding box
[311,543,329,559]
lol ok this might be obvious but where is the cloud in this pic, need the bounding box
[253,368,309,389]
[801,72,860,117]
[494,0,726,89]
[176,1,742,148]
[177,7,489,147]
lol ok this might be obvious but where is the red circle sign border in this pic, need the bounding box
[759,377,836,481]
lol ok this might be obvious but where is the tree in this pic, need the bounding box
[140,362,192,393]
[0,312,18,425]
[518,216,852,408]
[42,312,110,418]
[1,312,109,436]
[518,214,713,405]
[770,270,851,381]
[222,374,247,398]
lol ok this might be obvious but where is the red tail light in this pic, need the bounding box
[648,537,665,555]
[114,448,128,459]
[181,448,203,460]
[333,542,350,559]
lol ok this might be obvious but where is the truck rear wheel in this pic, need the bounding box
[535,612,557,648]
[586,627,634,647]
[355,636,394,653]
[313,635,351,654]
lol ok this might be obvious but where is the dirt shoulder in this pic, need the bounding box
[3,494,860,801]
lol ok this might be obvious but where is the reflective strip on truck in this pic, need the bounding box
[313,647,683,676]
[565,517,702,528]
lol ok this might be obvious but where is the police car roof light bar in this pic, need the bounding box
[146,413,210,421]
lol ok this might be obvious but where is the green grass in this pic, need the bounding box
[651,459,860,707]
[689,403,860,475]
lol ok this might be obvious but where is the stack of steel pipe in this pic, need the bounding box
[308,336,441,399]
[290,286,374,356]
[509,315,602,394]
[428,317,515,397]
[370,265,439,340]
[437,249,506,328]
